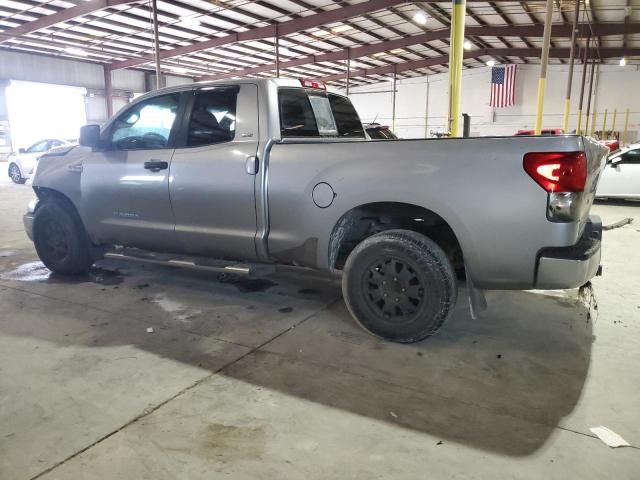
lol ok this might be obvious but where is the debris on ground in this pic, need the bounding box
[135,283,150,289]
[590,426,630,448]
[390,411,398,419]
[436,441,443,446]
[603,218,633,231]
[146,327,154,334]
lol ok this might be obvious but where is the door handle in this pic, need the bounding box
[144,160,169,172]
[245,155,258,175]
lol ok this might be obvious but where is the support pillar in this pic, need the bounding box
[577,36,591,134]
[103,66,113,118]
[447,0,466,137]
[562,0,580,132]
[534,0,554,135]
[151,0,162,90]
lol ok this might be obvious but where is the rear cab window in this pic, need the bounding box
[278,87,364,139]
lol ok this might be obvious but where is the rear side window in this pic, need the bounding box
[187,88,238,147]
[328,94,364,138]
[278,88,318,137]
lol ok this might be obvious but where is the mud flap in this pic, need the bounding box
[466,269,487,320]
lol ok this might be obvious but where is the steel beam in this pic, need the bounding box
[108,0,409,70]
[316,47,640,82]
[200,22,640,81]
[0,0,138,44]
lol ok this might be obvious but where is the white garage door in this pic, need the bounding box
[6,80,86,151]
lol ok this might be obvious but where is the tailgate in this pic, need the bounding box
[577,136,608,222]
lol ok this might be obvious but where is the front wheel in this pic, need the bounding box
[32,199,93,275]
[9,163,26,184]
[342,230,458,343]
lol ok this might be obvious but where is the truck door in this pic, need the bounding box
[80,92,182,251]
[169,84,260,260]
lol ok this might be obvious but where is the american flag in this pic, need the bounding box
[490,65,517,108]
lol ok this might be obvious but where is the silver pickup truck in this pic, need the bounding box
[24,78,607,343]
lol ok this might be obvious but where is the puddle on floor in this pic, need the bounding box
[1,261,125,286]
[216,274,277,293]
[148,294,201,321]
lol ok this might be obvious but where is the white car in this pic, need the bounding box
[7,139,69,184]
[596,143,640,200]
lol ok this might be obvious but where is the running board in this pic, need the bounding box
[103,249,276,278]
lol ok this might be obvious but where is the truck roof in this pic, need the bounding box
[133,77,341,104]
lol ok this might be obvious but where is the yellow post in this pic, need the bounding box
[563,0,581,133]
[577,110,583,134]
[611,109,617,135]
[622,108,630,146]
[590,110,597,137]
[535,0,554,134]
[602,109,608,138]
[448,0,466,137]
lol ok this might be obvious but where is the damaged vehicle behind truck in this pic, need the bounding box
[24,79,608,343]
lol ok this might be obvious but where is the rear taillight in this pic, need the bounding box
[523,151,587,193]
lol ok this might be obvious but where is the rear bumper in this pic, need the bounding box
[535,215,602,289]
[23,212,34,241]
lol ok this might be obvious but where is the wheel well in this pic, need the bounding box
[329,202,464,277]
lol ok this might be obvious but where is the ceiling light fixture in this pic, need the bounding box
[312,29,332,37]
[179,16,200,27]
[619,57,627,66]
[64,47,88,56]
[413,11,428,25]
[331,24,354,34]
[464,40,473,50]
[486,59,496,67]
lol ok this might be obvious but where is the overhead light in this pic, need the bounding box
[312,29,331,37]
[64,47,88,56]
[372,51,387,57]
[464,40,473,50]
[331,24,354,34]
[170,66,188,74]
[486,59,496,67]
[390,48,406,55]
[619,57,627,66]
[413,11,428,25]
[179,16,200,27]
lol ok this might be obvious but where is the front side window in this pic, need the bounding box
[278,88,319,137]
[328,94,364,138]
[26,141,49,153]
[110,93,180,150]
[187,88,238,147]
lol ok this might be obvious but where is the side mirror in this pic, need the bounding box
[79,124,101,149]
[18,148,25,154]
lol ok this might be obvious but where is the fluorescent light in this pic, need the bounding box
[619,57,627,66]
[312,29,331,37]
[464,40,473,50]
[179,16,200,27]
[413,11,428,25]
[373,51,387,57]
[390,48,406,55]
[331,24,354,34]
[486,59,496,67]
[64,47,87,56]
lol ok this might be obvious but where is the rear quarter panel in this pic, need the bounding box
[267,135,601,289]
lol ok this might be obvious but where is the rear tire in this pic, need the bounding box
[342,229,457,343]
[9,163,26,184]
[33,198,93,275]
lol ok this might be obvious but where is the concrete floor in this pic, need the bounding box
[0,172,639,480]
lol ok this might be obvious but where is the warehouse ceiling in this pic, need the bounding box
[0,0,639,87]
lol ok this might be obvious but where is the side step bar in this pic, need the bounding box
[103,249,276,278]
